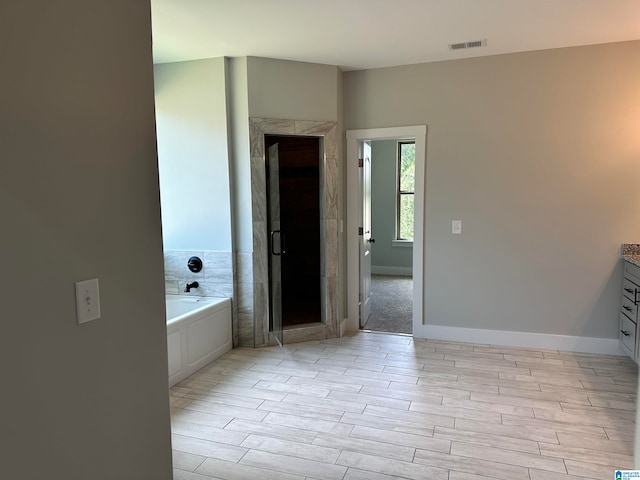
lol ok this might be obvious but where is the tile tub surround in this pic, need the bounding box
[170,331,638,480]
[236,118,339,348]
[164,250,233,298]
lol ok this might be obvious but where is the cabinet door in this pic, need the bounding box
[619,313,636,357]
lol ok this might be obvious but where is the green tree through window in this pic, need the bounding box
[397,142,415,241]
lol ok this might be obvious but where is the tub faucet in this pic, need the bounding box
[185,281,199,292]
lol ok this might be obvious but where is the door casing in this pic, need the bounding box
[346,125,427,335]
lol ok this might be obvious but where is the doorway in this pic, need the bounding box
[362,140,415,334]
[346,126,427,337]
[265,135,322,338]
[244,118,338,348]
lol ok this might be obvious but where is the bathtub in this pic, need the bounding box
[166,295,232,387]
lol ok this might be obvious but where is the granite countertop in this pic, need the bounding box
[622,244,640,267]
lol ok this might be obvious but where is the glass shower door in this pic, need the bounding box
[267,143,283,346]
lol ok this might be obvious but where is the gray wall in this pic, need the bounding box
[344,40,640,339]
[154,58,232,252]
[247,56,341,121]
[228,55,344,264]
[1,2,172,478]
[371,140,413,271]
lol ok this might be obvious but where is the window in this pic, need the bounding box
[397,141,415,241]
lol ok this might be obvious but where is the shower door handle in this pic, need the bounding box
[270,230,281,255]
[270,230,286,256]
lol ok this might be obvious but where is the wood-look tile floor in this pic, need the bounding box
[170,331,638,480]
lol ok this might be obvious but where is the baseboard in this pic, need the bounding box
[415,324,625,356]
[371,266,413,276]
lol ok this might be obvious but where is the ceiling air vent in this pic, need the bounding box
[448,39,487,51]
[449,42,467,50]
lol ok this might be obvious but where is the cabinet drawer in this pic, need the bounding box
[620,313,637,356]
[625,261,640,283]
[621,295,638,321]
[622,277,640,303]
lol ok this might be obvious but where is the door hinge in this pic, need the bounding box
[358,227,363,235]
[358,158,363,168]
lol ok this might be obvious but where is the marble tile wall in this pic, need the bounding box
[164,250,233,299]
[235,252,254,348]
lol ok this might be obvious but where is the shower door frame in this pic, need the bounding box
[247,118,339,346]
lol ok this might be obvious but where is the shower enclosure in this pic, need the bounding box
[265,135,322,344]
[235,117,338,348]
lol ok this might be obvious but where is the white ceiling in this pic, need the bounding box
[151,0,640,70]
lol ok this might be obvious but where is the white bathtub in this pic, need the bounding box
[166,295,232,387]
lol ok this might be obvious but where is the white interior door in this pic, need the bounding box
[360,141,373,327]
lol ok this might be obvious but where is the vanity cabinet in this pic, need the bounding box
[620,260,640,361]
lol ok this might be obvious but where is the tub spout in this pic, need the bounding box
[185,281,199,292]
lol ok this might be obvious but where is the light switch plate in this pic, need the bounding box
[452,220,462,234]
[75,278,101,324]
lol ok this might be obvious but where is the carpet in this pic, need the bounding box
[363,274,413,334]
